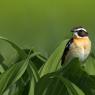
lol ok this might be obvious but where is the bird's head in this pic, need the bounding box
[71,26,88,38]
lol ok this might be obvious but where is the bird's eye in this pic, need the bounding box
[78,30,88,37]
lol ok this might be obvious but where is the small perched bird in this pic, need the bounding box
[61,26,91,65]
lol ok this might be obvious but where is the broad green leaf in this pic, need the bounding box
[72,83,85,95]
[35,73,85,95]
[40,40,68,77]
[0,36,26,59]
[60,58,95,95]
[35,74,65,95]
[3,89,9,95]
[0,36,46,69]
[21,81,30,95]
[28,77,35,95]
[29,52,46,70]
[8,78,30,95]
[28,62,40,82]
[84,56,95,75]
[24,48,46,70]
[0,54,6,73]
[28,61,40,95]
[56,75,85,95]
[0,37,41,82]
[8,83,23,95]
[0,58,29,95]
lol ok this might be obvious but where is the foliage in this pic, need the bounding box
[0,36,95,95]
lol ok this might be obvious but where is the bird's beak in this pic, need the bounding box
[73,32,78,38]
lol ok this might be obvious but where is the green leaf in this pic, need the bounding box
[0,36,26,59]
[60,58,95,95]
[35,73,85,95]
[56,75,85,95]
[8,83,23,95]
[28,62,40,82]
[30,52,46,70]
[23,48,46,70]
[28,61,40,95]
[40,40,68,77]
[0,57,29,95]
[0,54,6,73]
[28,77,35,95]
[84,56,95,75]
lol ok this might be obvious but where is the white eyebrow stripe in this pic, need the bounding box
[74,32,82,38]
[75,28,87,32]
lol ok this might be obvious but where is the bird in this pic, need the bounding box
[61,26,91,65]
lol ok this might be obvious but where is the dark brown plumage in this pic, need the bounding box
[61,38,73,65]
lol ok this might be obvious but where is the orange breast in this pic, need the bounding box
[73,37,90,49]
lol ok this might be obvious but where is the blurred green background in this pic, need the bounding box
[0,0,95,57]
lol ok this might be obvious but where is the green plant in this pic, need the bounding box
[0,37,95,95]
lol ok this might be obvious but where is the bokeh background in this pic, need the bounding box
[0,0,95,58]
